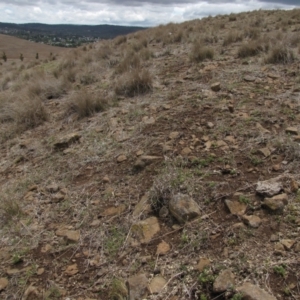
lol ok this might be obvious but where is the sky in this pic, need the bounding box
[1,1,299,27]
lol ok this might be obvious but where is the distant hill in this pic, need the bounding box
[0,23,147,47]
[0,33,68,60]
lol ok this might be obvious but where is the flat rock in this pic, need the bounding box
[0,278,8,291]
[132,217,160,243]
[181,147,192,156]
[54,132,81,150]
[169,193,201,223]
[100,205,126,217]
[237,282,277,300]
[64,264,79,276]
[156,241,170,255]
[258,147,271,157]
[267,73,280,79]
[286,127,298,135]
[281,239,295,250]
[256,178,282,197]
[142,116,155,124]
[128,273,148,300]
[242,215,262,228]
[148,276,167,294]
[213,269,235,293]
[263,193,288,212]
[211,82,221,92]
[244,75,256,82]
[46,183,59,193]
[117,154,127,163]
[132,193,152,218]
[196,258,211,272]
[256,122,270,134]
[56,229,80,242]
[169,132,180,139]
[225,200,247,216]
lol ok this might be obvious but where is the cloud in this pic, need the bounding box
[0,0,299,26]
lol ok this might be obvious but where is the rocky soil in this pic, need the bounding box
[1,8,300,300]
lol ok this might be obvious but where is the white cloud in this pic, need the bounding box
[0,1,298,26]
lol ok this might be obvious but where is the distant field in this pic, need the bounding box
[0,34,68,61]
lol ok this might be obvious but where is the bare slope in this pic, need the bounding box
[0,33,68,60]
[1,8,300,300]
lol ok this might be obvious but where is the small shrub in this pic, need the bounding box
[68,89,108,118]
[115,35,127,46]
[116,51,140,74]
[115,69,152,97]
[190,42,214,62]
[140,48,154,60]
[96,45,111,59]
[223,30,243,46]
[229,14,237,21]
[265,45,295,64]
[237,41,266,58]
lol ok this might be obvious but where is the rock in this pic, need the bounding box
[132,217,160,243]
[133,194,152,218]
[256,178,282,197]
[64,264,79,276]
[294,242,300,252]
[158,206,168,219]
[263,193,288,212]
[211,82,221,92]
[56,229,80,243]
[136,150,144,156]
[290,179,299,192]
[244,75,256,82]
[37,268,45,275]
[117,154,127,163]
[169,132,180,139]
[258,147,271,157]
[267,73,280,79]
[52,192,65,202]
[228,104,234,113]
[207,122,214,129]
[181,147,192,156]
[114,130,129,142]
[196,258,211,272]
[102,176,110,183]
[134,159,146,170]
[286,127,298,135]
[22,285,40,300]
[148,276,167,294]
[169,193,201,224]
[100,205,126,217]
[142,116,155,124]
[237,282,276,300]
[256,122,270,134]
[225,200,247,216]
[274,242,285,255]
[156,241,170,255]
[127,273,148,300]
[54,132,81,150]
[242,215,262,228]
[0,278,8,291]
[46,183,59,193]
[213,269,235,293]
[281,239,295,250]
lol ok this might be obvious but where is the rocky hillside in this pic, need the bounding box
[1,8,300,300]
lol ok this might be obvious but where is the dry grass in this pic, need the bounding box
[115,69,152,97]
[223,30,243,46]
[0,93,48,131]
[68,89,108,118]
[265,45,295,64]
[237,40,268,58]
[190,42,214,62]
[116,51,141,74]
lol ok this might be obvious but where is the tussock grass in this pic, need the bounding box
[223,30,243,46]
[190,42,214,62]
[115,69,152,97]
[265,45,295,64]
[68,89,108,118]
[116,51,140,74]
[237,40,268,58]
[0,94,48,131]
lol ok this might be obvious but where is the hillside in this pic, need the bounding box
[0,8,300,300]
[0,34,68,60]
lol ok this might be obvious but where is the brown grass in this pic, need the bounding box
[115,69,152,97]
[223,30,243,46]
[68,89,108,118]
[237,40,268,58]
[190,42,214,62]
[265,45,295,64]
[116,51,141,74]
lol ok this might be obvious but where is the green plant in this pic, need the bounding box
[198,269,215,285]
[239,195,250,204]
[273,265,287,277]
[231,293,243,300]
